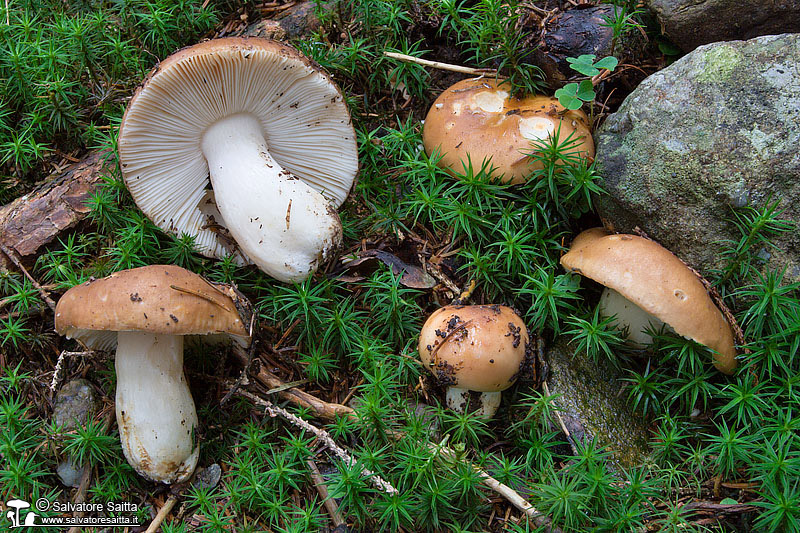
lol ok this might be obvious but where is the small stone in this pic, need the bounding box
[193,463,221,489]
[54,379,97,430]
[57,458,88,488]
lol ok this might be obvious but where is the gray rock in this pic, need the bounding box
[546,337,651,469]
[54,379,96,430]
[54,379,98,487]
[647,0,800,52]
[595,34,800,283]
[57,458,87,488]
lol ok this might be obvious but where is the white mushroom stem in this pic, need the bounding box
[445,387,502,419]
[115,331,198,483]
[599,287,667,346]
[201,113,343,283]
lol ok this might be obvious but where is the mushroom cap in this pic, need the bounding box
[560,230,737,374]
[55,265,251,351]
[418,304,529,392]
[422,77,594,184]
[118,37,358,263]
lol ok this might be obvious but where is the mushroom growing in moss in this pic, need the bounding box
[418,305,529,418]
[55,265,251,483]
[118,38,358,283]
[422,77,594,184]
[560,228,737,374]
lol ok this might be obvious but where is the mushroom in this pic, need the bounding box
[118,38,358,283]
[418,305,529,418]
[422,77,594,184]
[560,229,737,374]
[54,265,251,483]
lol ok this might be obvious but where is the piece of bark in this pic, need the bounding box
[0,151,109,269]
[244,1,325,41]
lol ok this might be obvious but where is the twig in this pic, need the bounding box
[50,351,94,392]
[65,464,93,533]
[384,51,496,76]
[145,495,178,533]
[306,458,346,528]
[219,313,256,406]
[543,381,578,456]
[232,345,355,420]
[0,242,57,312]
[237,389,399,494]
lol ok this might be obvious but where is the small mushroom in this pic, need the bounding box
[54,265,251,483]
[418,305,529,418]
[560,229,737,374]
[422,77,594,184]
[118,38,358,282]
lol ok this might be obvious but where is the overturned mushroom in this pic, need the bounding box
[119,38,358,282]
[54,265,251,483]
[560,229,737,374]
[418,305,529,418]
[422,77,594,184]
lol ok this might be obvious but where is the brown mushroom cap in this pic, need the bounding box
[418,304,529,392]
[55,265,250,350]
[560,230,737,374]
[422,77,594,185]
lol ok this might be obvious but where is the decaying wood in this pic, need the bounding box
[232,345,355,421]
[0,151,109,269]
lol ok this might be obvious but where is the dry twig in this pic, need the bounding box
[306,458,347,529]
[0,242,57,312]
[145,495,178,533]
[237,389,399,494]
[384,51,496,76]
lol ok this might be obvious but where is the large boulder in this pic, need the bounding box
[595,34,800,283]
[646,0,800,52]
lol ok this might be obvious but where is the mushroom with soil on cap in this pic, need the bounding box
[54,265,251,483]
[118,38,358,283]
[418,305,529,418]
[422,77,594,184]
[560,228,737,374]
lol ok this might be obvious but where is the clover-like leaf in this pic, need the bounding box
[555,83,583,110]
[576,80,596,101]
[566,54,600,76]
[593,56,619,72]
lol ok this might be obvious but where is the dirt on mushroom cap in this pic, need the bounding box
[418,304,529,391]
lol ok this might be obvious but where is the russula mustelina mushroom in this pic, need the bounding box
[118,38,358,283]
[560,228,737,374]
[54,265,251,483]
[422,77,594,184]
[418,304,529,418]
